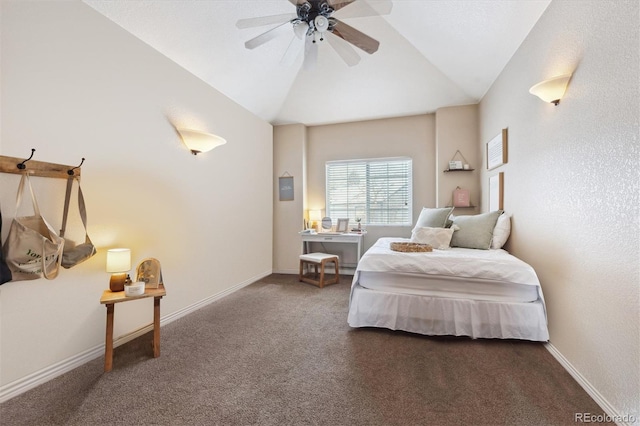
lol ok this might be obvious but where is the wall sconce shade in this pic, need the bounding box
[529,74,571,105]
[106,248,131,292]
[177,128,227,155]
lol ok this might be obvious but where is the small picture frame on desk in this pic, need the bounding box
[336,218,349,233]
[136,258,163,289]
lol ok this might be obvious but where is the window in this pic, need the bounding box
[326,157,412,226]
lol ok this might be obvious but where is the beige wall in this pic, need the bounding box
[0,1,273,396]
[479,0,639,419]
[273,124,306,273]
[435,105,480,214]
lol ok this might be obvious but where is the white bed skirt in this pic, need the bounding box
[348,284,549,342]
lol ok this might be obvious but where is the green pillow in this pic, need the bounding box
[450,210,503,249]
[413,207,454,230]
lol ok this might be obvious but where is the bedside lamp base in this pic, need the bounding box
[109,273,127,292]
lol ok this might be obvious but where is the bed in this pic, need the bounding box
[347,236,549,341]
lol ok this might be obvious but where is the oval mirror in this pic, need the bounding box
[321,217,332,230]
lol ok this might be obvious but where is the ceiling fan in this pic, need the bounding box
[237,0,392,69]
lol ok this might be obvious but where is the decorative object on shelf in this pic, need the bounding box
[529,74,571,105]
[390,242,433,253]
[445,150,473,172]
[177,128,226,155]
[453,186,471,208]
[321,217,333,232]
[487,128,508,170]
[308,209,322,231]
[136,258,163,289]
[106,248,131,292]
[279,172,294,201]
[124,281,146,297]
[489,172,504,211]
[336,218,349,233]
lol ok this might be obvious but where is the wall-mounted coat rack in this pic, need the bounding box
[0,149,83,179]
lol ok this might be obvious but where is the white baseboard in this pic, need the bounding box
[272,269,297,274]
[0,270,271,403]
[545,342,632,426]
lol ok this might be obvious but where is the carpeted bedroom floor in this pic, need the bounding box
[1,273,606,425]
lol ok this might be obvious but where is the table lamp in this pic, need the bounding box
[309,210,322,231]
[106,248,131,292]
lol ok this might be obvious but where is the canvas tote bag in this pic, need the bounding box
[2,174,64,281]
[0,209,13,284]
[60,177,96,269]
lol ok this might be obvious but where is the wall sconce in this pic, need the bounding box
[177,128,227,155]
[106,248,131,292]
[529,74,572,105]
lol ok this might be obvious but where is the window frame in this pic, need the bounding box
[325,157,413,227]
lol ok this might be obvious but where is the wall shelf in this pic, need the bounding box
[443,168,474,173]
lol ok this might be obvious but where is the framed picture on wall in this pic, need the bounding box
[489,173,504,211]
[487,128,508,170]
[278,175,294,201]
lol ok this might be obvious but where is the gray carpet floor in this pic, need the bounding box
[1,274,605,425]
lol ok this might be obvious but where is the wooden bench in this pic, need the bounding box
[299,253,340,288]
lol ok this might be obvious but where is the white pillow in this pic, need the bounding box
[491,212,511,249]
[411,226,454,250]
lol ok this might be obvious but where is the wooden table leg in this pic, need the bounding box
[104,303,114,372]
[153,297,161,358]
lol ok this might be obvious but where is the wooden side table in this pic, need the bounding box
[99,284,166,372]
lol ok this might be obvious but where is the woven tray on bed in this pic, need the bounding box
[390,242,433,252]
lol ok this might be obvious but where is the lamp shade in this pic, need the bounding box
[177,128,227,155]
[529,74,571,105]
[106,248,131,273]
[309,210,322,222]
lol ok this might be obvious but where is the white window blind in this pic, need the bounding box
[326,157,412,226]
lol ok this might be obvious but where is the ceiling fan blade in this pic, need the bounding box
[244,21,291,50]
[303,35,318,70]
[331,19,379,54]
[281,34,304,66]
[327,0,357,12]
[326,32,360,67]
[333,0,393,19]
[236,13,296,29]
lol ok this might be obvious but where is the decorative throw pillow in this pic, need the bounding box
[413,207,453,231]
[450,210,503,250]
[491,212,511,249]
[411,227,454,250]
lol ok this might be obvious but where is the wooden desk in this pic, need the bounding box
[99,284,166,372]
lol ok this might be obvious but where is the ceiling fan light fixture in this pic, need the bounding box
[315,15,329,33]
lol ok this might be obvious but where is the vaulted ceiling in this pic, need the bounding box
[84,0,551,126]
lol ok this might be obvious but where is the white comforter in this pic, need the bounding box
[356,238,541,287]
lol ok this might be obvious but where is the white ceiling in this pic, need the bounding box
[83,0,551,126]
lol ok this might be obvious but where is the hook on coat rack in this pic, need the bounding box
[17,148,36,170]
[67,157,85,176]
